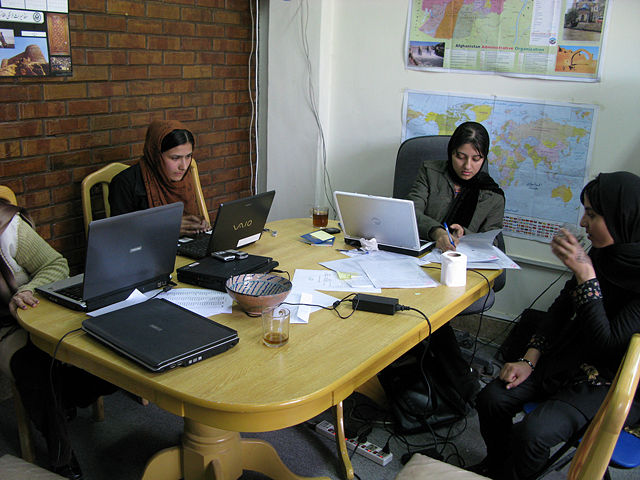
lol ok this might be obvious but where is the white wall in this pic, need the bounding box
[263,0,640,319]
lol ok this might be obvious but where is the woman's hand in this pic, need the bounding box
[9,290,39,316]
[180,214,211,236]
[550,228,595,284]
[499,361,533,390]
[434,228,458,252]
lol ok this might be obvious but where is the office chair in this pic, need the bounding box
[392,135,506,313]
[394,333,640,480]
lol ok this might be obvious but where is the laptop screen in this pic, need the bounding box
[334,191,425,252]
[82,202,183,302]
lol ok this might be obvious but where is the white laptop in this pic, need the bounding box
[334,191,432,256]
[36,203,183,311]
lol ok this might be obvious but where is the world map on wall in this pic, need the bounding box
[403,91,597,242]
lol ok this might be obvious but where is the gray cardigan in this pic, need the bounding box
[406,157,505,240]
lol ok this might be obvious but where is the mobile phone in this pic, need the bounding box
[211,250,236,261]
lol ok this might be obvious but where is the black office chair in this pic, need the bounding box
[393,135,506,314]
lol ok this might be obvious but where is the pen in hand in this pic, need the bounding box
[443,222,456,248]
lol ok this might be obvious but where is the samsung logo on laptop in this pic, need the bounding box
[233,220,253,230]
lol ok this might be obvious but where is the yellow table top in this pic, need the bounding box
[17,218,499,433]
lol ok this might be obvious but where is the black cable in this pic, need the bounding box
[49,326,83,465]
[282,292,359,319]
[466,269,492,366]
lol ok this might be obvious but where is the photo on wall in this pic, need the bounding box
[0,1,71,77]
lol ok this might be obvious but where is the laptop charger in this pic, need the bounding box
[351,294,398,315]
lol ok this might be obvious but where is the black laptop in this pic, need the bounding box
[82,298,239,372]
[36,203,183,312]
[177,190,276,259]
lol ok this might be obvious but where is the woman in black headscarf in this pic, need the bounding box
[407,121,505,252]
[472,171,640,480]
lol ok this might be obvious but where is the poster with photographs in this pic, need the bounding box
[0,0,71,77]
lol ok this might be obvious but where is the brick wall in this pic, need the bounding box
[0,0,255,272]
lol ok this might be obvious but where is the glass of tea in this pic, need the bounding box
[312,206,329,228]
[262,306,290,348]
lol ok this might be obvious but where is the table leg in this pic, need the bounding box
[332,402,355,480]
[142,418,331,480]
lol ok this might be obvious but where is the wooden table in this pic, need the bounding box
[17,218,499,480]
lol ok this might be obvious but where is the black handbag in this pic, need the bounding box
[378,325,478,433]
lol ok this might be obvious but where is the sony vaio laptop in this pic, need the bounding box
[82,298,239,372]
[176,190,276,259]
[36,203,183,312]
[334,191,432,256]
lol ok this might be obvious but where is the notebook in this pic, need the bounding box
[334,191,432,256]
[176,190,276,259]
[82,298,239,372]
[36,203,183,312]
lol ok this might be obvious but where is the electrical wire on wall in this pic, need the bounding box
[248,0,259,195]
[297,0,337,216]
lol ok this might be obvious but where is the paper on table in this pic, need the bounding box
[153,288,233,317]
[424,229,501,263]
[86,289,150,317]
[284,289,338,324]
[292,269,381,293]
[357,257,439,289]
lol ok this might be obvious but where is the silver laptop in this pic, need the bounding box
[176,190,275,259]
[82,298,239,372]
[36,203,183,311]
[334,191,432,256]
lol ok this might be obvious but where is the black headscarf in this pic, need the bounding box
[443,122,504,227]
[586,172,640,294]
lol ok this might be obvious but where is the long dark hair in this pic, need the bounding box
[161,129,195,153]
[447,121,490,166]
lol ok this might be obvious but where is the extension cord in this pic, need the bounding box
[315,420,393,466]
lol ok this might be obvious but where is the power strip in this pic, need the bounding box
[315,420,393,466]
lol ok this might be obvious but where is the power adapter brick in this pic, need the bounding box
[351,293,398,315]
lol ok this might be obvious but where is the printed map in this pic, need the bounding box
[407,0,608,81]
[403,90,597,242]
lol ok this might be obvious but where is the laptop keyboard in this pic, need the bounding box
[177,234,210,259]
[56,283,84,301]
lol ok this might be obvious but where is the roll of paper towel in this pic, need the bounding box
[440,251,467,287]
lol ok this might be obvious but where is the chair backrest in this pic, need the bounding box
[81,162,129,235]
[393,135,450,200]
[190,160,210,224]
[568,333,640,480]
[0,185,17,206]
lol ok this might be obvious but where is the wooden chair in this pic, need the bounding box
[0,185,17,205]
[81,161,210,235]
[394,333,640,480]
[189,160,210,224]
[81,162,129,236]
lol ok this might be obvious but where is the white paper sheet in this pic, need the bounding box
[153,288,233,317]
[283,289,338,324]
[86,289,149,317]
[292,269,381,293]
[356,257,439,289]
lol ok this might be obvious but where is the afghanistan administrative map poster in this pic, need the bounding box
[402,90,597,242]
[406,0,610,82]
